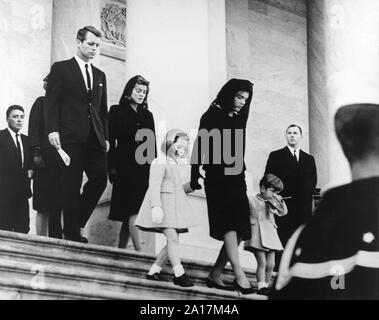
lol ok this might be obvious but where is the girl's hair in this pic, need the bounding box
[43,74,49,91]
[213,78,254,124]
[119,75,150,109]
[161,129,189,155]
[259,174,284,192]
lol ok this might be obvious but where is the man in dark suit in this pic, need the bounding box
[44,26,109,242]
[0,105,31,233]
[271,104,379,300]
[265,124,317,248]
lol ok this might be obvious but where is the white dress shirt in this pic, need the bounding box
[287,145,300,161]
[74,55,93,91]
[7,127,24,167]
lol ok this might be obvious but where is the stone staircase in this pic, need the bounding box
[0,231,267,300]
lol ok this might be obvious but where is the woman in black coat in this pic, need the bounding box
[191,78,255,294]
[28,75,62,238]
[108,75,156,250]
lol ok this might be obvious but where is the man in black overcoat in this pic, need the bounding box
[0,105,31,233]
[265,124,317,248]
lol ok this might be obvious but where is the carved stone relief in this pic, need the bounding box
[100,0,126,60]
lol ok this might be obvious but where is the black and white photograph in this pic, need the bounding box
[0,0,378,305]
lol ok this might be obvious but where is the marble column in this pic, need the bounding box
[51,0,101,63]
[307,0,379,190]
[207,0,227,101]
[0,0,52,130]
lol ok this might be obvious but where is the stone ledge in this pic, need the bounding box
[0,230,256,276]
[0,257,265,300]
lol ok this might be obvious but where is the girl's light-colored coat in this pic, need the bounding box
[135,158,198,233]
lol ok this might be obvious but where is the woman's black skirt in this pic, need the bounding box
[204,172,251,241]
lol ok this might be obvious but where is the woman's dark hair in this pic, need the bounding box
[119,75,150,109]
[43,74,49,91]
[259,174,284,192]
[213,78,254,123]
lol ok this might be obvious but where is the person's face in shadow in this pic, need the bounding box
[233,91,249,114]
[130,84,148,105]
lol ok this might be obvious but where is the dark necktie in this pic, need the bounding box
[293,149,298,162]
[85,64,91,93]
[15,133,23,168]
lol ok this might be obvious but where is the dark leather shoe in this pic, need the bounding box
[65,235,88,243]
[173,274,194,287]
[233,279,256,295]
[205,277,233,291]
[146,273,164,281]
[257,287,270,296]
[79,236,88,243]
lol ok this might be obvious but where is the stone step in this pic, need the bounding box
[0,231,267,300]
[0,258,264,300]
[0,231,260,288]
[0,277,144,300]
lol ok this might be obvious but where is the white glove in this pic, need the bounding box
[151,206,164,224]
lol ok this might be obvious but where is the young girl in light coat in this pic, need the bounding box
[135,129,199,287]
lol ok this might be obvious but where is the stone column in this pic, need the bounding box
[0,0,52,130]
[307,0,379,190]
[51,0,101,63]
[207,0,227,101]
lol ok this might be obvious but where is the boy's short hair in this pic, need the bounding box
[335,103,379,162]
[259,174,284,192]
[6,105,24,118]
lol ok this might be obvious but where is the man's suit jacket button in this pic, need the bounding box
[88,115,91,119]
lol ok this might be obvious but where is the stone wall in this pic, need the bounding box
[226,0,308,193]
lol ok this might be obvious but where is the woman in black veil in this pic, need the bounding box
[190,78,255,294]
